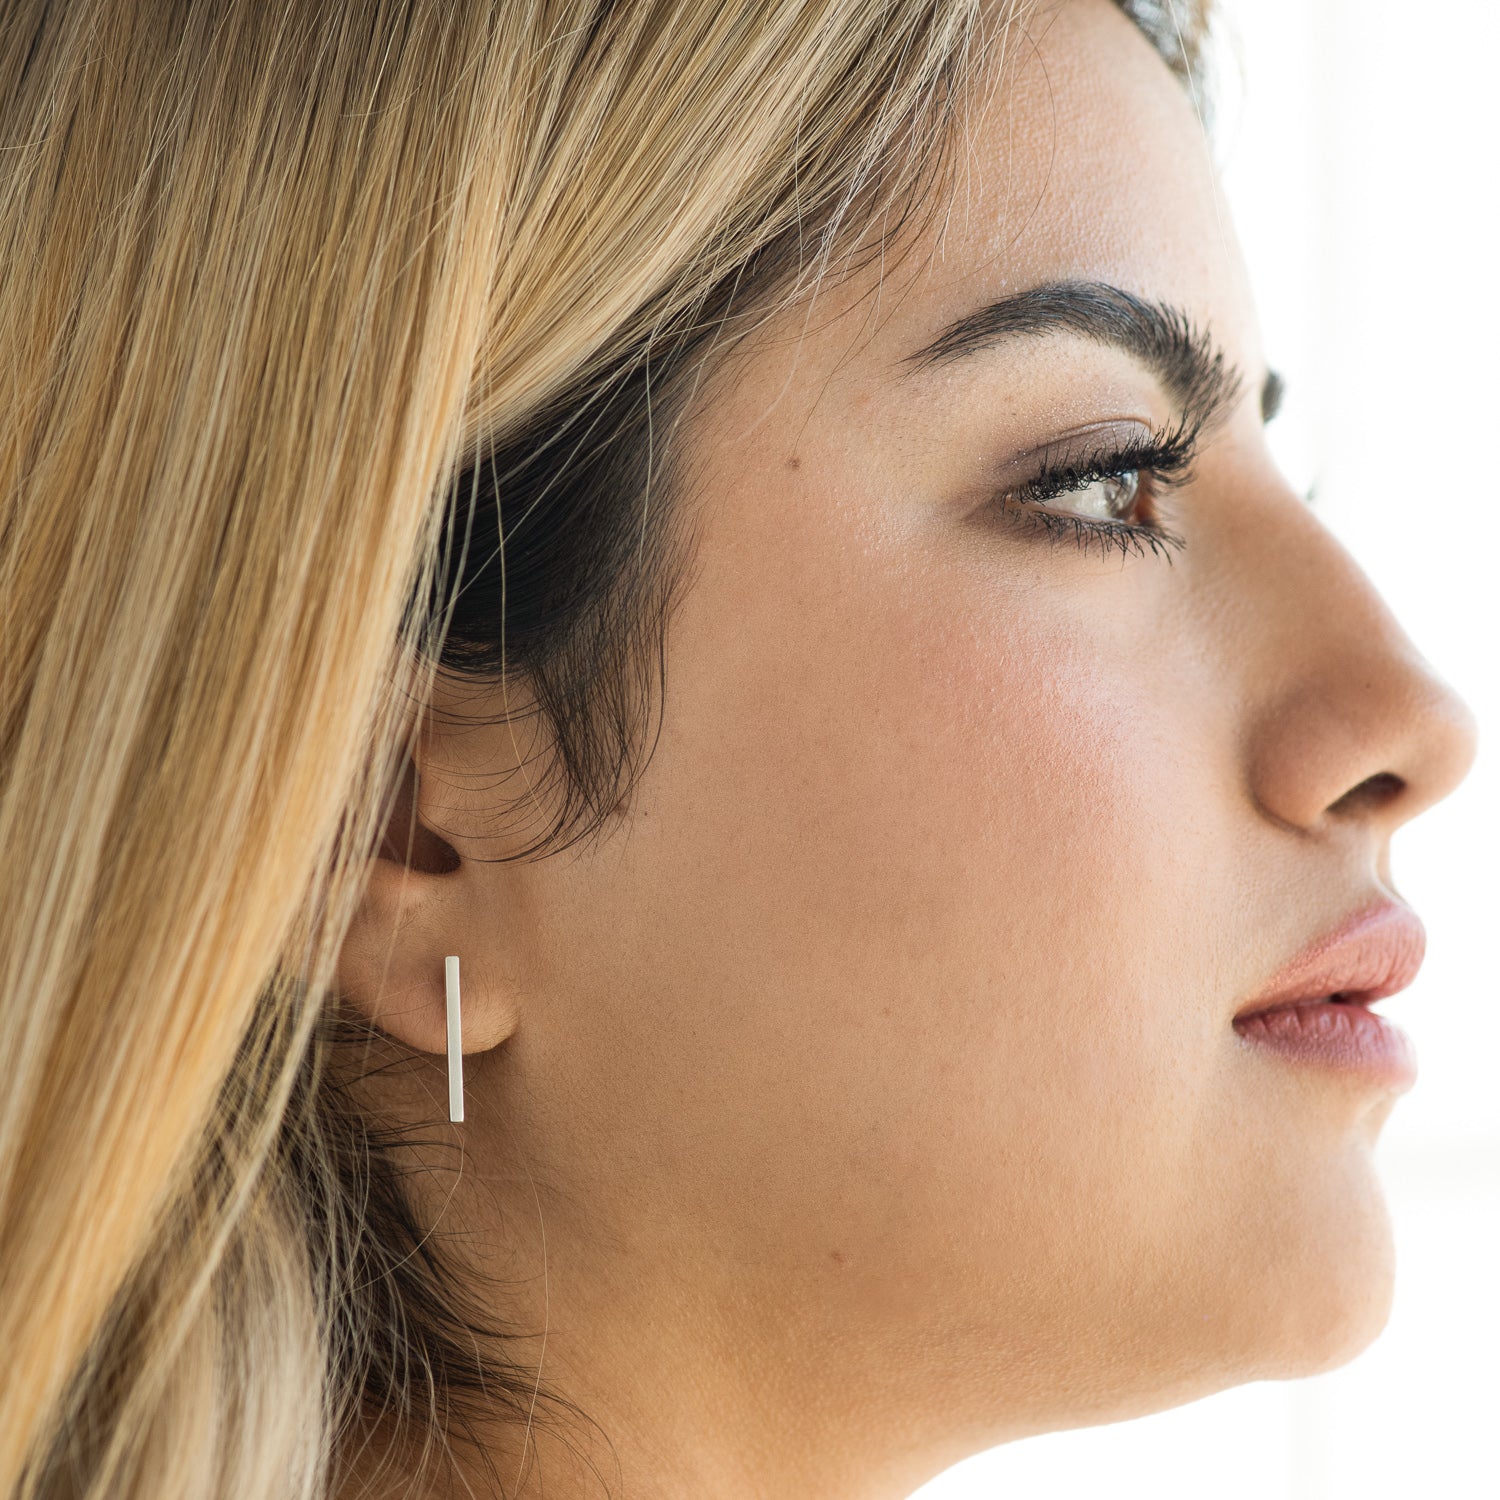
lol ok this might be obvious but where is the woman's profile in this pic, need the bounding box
[0,2,1478,1498]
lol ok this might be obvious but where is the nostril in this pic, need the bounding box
[1328,771,1405,817]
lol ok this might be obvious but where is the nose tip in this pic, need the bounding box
[1445,686,1479,780]
[1248,663,1479,840]
[1389,670,1480,827]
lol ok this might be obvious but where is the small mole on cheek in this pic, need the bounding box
[830,1249,845,1266]
[786,454,801,471]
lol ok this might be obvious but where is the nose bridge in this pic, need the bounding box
[1238,501,1478,839]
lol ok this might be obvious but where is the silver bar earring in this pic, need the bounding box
[445,954,464,1122]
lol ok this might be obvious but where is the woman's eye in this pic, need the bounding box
[990,431,1194,562]
[1059,468,1140,521]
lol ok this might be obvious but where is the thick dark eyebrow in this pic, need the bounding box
[901,280,1246,434]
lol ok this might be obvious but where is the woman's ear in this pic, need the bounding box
[335,747,520,1059]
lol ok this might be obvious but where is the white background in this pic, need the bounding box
[914,2,1500,1495]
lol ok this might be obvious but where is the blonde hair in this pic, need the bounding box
[0,3,1209,1497]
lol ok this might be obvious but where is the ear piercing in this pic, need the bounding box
[445,954,464,1122]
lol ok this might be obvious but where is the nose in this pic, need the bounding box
[1240,497,1479,844]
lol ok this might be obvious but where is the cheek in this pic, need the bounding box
[649,502,1219,1264]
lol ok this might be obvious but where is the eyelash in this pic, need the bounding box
[991,417,1198,562]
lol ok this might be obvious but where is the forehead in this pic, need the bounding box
[715,0,1259,396]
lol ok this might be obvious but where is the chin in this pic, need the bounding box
[1245,1221,1399,1383]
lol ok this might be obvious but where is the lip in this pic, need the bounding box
[1232,899,1427,1022]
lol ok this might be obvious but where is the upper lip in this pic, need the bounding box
[1233,899,1427,1022]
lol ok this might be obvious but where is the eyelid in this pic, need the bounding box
[991,417,1160,487]
[985,410,1198,553]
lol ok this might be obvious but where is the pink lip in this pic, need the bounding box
[1233,899,1427,1022]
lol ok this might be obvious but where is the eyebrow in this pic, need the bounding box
[901,279,1269,433]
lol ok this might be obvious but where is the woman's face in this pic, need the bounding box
[347,0,1477,1493]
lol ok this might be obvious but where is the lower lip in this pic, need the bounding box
[1233,1001,1418,1092]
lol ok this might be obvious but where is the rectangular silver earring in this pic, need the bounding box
[445,954,464,1122]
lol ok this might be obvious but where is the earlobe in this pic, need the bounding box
[334,753,519,1062]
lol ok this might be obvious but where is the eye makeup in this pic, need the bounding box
[985,413,1201,563]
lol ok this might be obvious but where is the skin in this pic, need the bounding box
[334,2,1479,1496]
